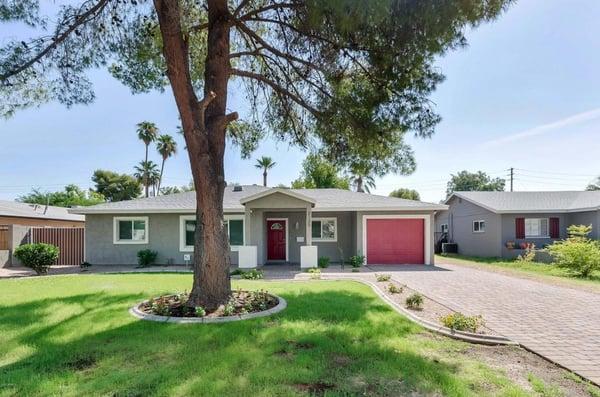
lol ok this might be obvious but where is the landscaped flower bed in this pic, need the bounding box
[139,289,279,318]
[374,276,493,335]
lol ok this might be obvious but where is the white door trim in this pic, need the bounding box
[362,214,431,265]
[266,217,289,262]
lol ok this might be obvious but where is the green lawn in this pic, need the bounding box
[0,274,566,396]
[438,254,600,290]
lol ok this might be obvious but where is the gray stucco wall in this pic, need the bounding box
[85,213,241,265]
[568,210,599,239]
[442,196,502,257]
[434,210,449,234]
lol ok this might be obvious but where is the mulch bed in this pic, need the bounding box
[139,289,278,318]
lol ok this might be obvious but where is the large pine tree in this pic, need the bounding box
[0,0,512,309]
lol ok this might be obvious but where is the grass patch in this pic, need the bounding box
[527,373,564,397]
[0,273,555,396]
[437,254,600,289]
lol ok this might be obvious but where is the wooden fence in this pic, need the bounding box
[0,226,8,250]
[31,227,85,266]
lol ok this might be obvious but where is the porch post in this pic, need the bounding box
[306,205,312,246]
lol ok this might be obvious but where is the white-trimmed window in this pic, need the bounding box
[472,220,485,233]
[525,218,549,238]
[113,216,148,244]
[179,214,245,252]
[311,217,337,242]
[441,224,448,233]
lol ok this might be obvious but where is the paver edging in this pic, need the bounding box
[129,294,287,324]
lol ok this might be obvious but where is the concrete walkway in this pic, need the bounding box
[368,262,600,386]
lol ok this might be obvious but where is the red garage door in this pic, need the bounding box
[366,218,424,264]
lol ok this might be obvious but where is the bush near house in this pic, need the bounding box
[405,293,424,310]
[349,255,365,268]
[318,256,330,268]
[13,243,60,275]
[546,225,600,278]
[136,249,158,267]
[440,312,485,333]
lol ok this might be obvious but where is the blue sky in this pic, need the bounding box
[1,0,600,202]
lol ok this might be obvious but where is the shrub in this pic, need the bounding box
[13,243,59,275]
[517,243,536,262]
[137,249,158,267]
[351,268,360,272]
[546,225,600,278]
[308,268,321,279]
[230,268,245,276]
[223,299,235,316]
[405,293,424,310]
[387,283,402,294]
[318,256,330,268]
[440,312,484,332]
[349,255,365,268]
[375,273,391,282]
[240,269,263,280]
[195,306,206,317]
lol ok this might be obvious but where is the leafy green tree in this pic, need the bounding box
[291,154,350,189]
[446,171,505,197]
[586,177,600,191]
[136,121,159,197]
[156,134,178,194]
[160,180,195,195]
[18,184,104,207]
[254,156,276,187]
[389,188,420,201]
[92,170,141,202]
[0,0,513,308]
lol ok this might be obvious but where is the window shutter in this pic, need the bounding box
[550,217,559,238]
[515,218,525,239]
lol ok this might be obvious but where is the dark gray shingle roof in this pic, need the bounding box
[70,185,446,214]
[450,191,600,213]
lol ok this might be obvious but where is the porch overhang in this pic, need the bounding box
[239,188,316,207]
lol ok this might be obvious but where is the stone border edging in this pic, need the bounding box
[129,294,287,324]
[306,275,517,346]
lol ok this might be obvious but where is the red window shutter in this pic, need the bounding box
[550,217,559,238]
[515,218,525,239]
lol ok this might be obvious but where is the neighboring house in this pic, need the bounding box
[435,191,600,258]
[70,185,447,267]
[0,200,85,267]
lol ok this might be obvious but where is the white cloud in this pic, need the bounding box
[481,107,600,148]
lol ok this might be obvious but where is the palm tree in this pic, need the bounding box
[136,121,159,197]
[254,156,276,187]
[134,160,160,197]
[350,166,376,193]
[156,134,178,194]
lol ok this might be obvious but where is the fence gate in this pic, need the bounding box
[0,226,8,250]
[31,227,85,266]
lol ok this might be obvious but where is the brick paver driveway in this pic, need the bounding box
[371,262,600,385]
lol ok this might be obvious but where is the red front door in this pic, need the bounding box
[267,220,286,261]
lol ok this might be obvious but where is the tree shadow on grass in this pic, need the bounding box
[0,285,500,396]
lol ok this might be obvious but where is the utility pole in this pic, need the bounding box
[510,167,514,192]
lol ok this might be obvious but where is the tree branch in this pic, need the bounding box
[239,3,300,21]
[0,0,110,81]
[230,68,320,116]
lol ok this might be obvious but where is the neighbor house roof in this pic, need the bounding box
[69,185,447,214]
[446,191,600,214]
[0,200,85,222]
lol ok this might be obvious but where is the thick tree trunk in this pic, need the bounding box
[154,0,232,311]
[263,171,267,186]
[356,176,364,193]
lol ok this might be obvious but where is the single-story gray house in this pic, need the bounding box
[70,185,447,267]
[435,191,600,258]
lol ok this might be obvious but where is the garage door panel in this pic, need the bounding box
[366,218,424,264]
